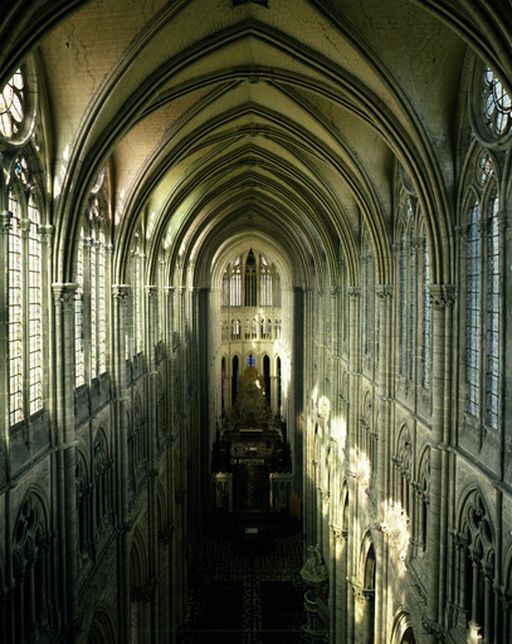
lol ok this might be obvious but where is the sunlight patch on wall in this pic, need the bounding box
[380,500,410,575]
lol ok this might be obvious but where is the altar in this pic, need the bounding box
[211,367,292,513]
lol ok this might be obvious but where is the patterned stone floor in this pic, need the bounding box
[178,514,305,643]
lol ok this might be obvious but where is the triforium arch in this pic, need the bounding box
[86,606,116,644]
[454,487,496,642]
[390,609,417,644]
[357,532,377,644]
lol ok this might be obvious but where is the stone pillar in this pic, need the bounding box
[52,283,78,640]
[0,211,11,488]
[346,286,361,644]
[145,285,159,642]
[423,284,454,639]
[374,284,392,640]
[112,284,131,643]
[347,287,361,450]
[331,525,348,643]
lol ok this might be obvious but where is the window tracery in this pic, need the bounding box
[415,448,430,553]
[131,233,144,356]
[461,148,502,431]
[12,493,53,642]
[5,155,44,426]
[94,430,113,535]
[221,250,280,307]
[456,491,496,642]
[0,68,26,140]
[397,196,418,386]
[393,426,412,516]
[482,66,511,138]
[421,233,431,390]
[74,172,110,385]
[76,450,91,562]
[362,232,374,361]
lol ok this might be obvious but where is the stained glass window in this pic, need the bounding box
[90,236,98,376]
[399,228,407,376]
[133,244,144,355]
[485,193,500,430]
[230,257,242,306]
[75,229,85,387]
[466,200,481,417]
[363,241,374,358]
[422,236,431,390]
[222,271,230,306]
[97,230,107,374]
[27,194,42,414]
[0,69,25,139]
[407,227,416,382]
[482,66,511,137]
[244,249,257,306]
[260,255,273,306]
[8,189,23,424]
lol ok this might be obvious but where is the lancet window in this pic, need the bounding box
[221,250,281,307]
[456,490,496,641]
[362,232,375,360]
[461,148,502,431]
[74,170,110,385]
[131,233,145,355]
[11,494,54,642]
[5,156,44,426]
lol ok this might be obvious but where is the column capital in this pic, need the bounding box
[18,218,31,234]
[38,224,54,240]
[375,284,393,300]
[0,209,13,231]
[348,286,361,298]
[429,284,455,309]
[331,525,347,543]
[145,284,158,297]
[318,487,330,503]
[52,282,78,305]
[112,284,130,300]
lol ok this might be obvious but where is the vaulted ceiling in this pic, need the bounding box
[2,0,510,288]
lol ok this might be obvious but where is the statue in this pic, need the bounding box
[300,545,329,639]
[300,545,327,585]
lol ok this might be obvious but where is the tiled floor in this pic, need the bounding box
[178,514,305,643]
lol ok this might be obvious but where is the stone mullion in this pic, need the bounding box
[82,237,94,383]
[51,282,78,641]
[375,286,393,500]
[331,526,347,643]
[38,224,53,410]
[483,568,493,641]
[112,284,131,644]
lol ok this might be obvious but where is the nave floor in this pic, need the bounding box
[178,514,305,644]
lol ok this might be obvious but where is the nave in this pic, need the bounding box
[178,514,304,644]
